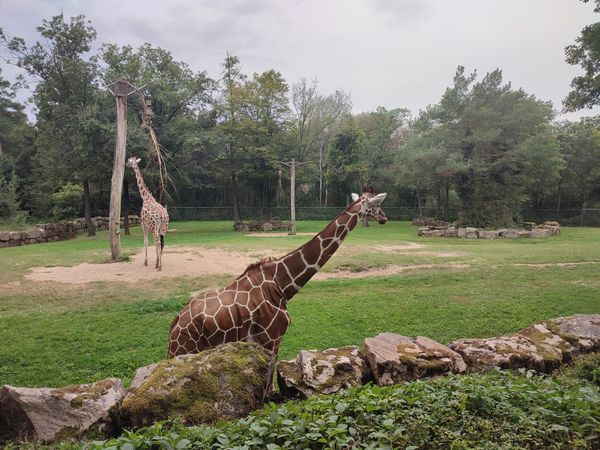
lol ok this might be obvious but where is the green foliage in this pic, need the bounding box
[52,182,84,220]
[326,125,367,204]
[78,370,600,449]
[564,0,600,110]
[556,353,600,386]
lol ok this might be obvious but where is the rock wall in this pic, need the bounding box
[418,221,560,239]
[1,315,598,444]
[0,216,140,249]
[234,220,290,232]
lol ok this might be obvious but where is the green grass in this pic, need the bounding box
[0,221,599,388]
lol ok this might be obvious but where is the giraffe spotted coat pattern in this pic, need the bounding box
[126,157,170,271]
[168,190,387,358]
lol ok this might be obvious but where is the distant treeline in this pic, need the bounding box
[1,14,599,229]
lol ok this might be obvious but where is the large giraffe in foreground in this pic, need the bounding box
[126,156,170,271]
[168,188,387,358]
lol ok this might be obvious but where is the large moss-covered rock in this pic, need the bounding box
[543,314,600,352]
[364,334,466,385]
[0,379,125,444]
[120,342,273,428]
[277,346,371,399]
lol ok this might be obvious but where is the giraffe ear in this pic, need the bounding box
[351,193,360,202]
[367,193,387,206]
[136,158,141,164]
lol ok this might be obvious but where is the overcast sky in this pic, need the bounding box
[1,0,598,121]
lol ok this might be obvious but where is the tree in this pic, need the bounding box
[290,78,351,204]
[555,118,600,223]
[326,123,366,205]
[564,0,600,110]
[1,14,110,233]
[404,67,560,227]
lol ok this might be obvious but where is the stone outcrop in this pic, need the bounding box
[0,379,125,443]
[120,342,273,428]
[363,333,467,386]
[277,346,371,399]
[417,221,560,240]
[448,315,600,373]
[234,220,290,232]
[0,216,140,248]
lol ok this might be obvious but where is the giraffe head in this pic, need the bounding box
[351,186,388,224]
[126,156,142,168]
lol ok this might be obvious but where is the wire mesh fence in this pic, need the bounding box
[167,206,600,226]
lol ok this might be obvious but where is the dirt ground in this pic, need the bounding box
[25,243,469,284]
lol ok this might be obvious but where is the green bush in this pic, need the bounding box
[72,369,600,450]
[556,353,600,386]
[52,182,83,221]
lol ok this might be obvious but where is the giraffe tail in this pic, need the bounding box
[160,234,165,251]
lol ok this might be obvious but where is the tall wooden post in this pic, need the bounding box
[289,158,297,235]
[109,78,129,261]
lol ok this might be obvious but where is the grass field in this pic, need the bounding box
[1,220,599,388]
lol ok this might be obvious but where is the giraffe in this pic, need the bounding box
[167,189,387,361]
[126,156,170,271]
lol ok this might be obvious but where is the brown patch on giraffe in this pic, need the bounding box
[244,232,315,237]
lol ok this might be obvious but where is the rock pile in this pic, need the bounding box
[417,221,560,239]
[234,220,290,232]
[0,216,140,248]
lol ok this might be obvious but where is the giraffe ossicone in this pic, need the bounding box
[126,156,170,271]
[168,189,388,360]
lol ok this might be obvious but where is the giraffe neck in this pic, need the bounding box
[132,165,155,204]
[275,201,362,300]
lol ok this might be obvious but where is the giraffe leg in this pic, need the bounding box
[155,236,161,271]
[143,232,148,266]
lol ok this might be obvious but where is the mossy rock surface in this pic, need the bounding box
[120,341,273,428]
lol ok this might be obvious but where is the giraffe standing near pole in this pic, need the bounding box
[168,188,387,358]
[126,156,170,271]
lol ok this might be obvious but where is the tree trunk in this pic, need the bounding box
[82,177,96,236]
[444,182,450,222]
[556,178,562,220]
[416,186,423,217]
[231,171,241,223]
[123,179,130,236]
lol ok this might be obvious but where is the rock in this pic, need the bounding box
[448,335,552,372]
[0,232,9,242]
[530,228,549,238]
[518,230,531,238]
[543,314,600,353]
[544,221,560,227]
[544,225,561,235]
[120,342,273,428]
[457,227,466,238]
[523,221,536,230]
[444,226,457,237]
[498,229,519,239]
[0,379,125,443]
[465,227,478,239]
[9,232,21,241]
[364,333,466,386]
[129,363,158,391]
[417,227,430,236]
[262,222,273,232]
[277,346,371,399]
[477,230,499,240]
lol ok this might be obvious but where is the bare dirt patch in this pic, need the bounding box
[513,261,600,268]
[24,243,471,284]
[314,263,471,280]
[25,246,273,284]
[244,232,315,237]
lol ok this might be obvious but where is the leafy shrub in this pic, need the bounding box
[556,353,600,386]
[76,369,599,450]
[52,182,83,221]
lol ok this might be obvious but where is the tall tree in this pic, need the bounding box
[564,0,600,110]
[1,14,110,232]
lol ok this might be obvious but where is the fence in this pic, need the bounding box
[167,206,600,226]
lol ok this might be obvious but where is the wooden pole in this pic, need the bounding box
[289,158,296,235]
[109,78,129,261]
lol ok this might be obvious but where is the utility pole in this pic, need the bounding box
[104,78,146,261]
[281,158,307,235]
